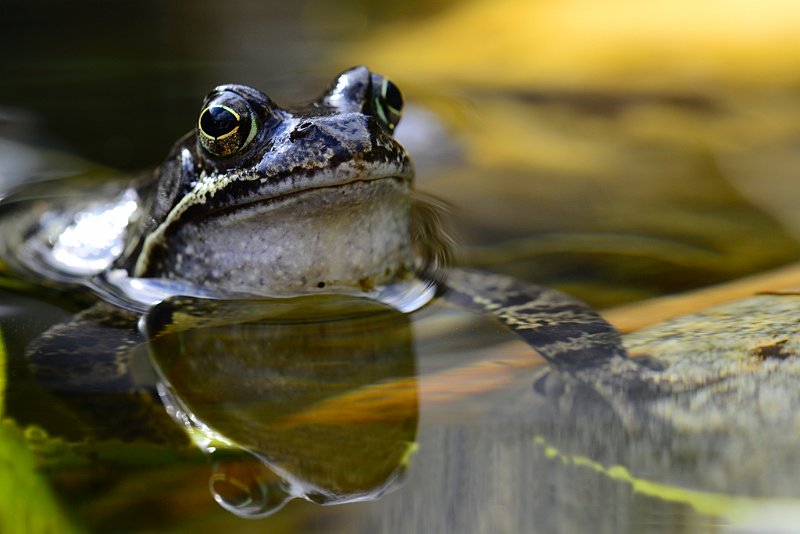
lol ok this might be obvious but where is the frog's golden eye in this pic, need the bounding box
[372,76,403,132]
[198,92,258,157]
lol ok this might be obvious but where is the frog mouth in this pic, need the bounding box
[238,174,411,209]
[192,176,411,229]
[198,158,413,216]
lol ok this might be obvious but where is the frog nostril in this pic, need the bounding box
[290,122,313,141]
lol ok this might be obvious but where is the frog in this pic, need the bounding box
[0,66,634,517]
[3,66,419,299]
[0,65,626,361]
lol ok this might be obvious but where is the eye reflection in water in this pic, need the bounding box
[208,457,292,518]
[144,294,419,518]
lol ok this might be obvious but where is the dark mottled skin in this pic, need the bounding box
[442,269,628,368]
[25,303,188,444]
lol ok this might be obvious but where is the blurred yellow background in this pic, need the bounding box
[354,0,800,89]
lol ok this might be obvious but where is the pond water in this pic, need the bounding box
[3,283,737,533]
[3,1,800,533]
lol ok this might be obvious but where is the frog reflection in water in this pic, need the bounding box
[0,67,631,518]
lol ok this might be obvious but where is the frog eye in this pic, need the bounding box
[198,92,258,157]
[371,76,403,132]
